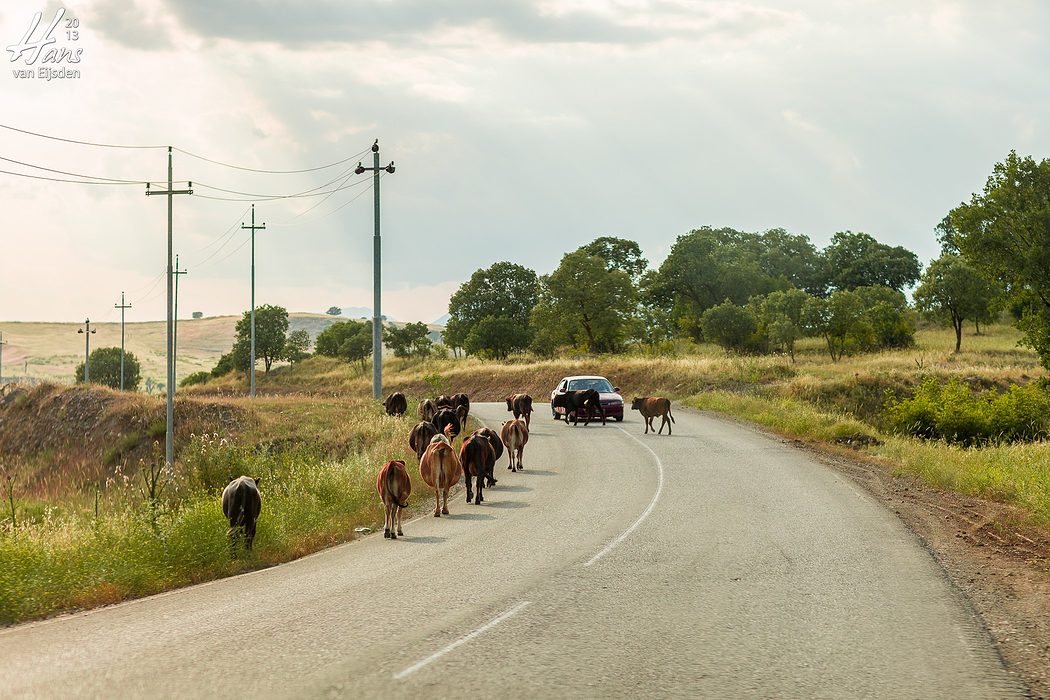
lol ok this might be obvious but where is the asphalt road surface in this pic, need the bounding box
[0,403,1024,698]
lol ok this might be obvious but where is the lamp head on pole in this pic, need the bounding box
[355,162,365,175]
[385,162,395,174]
[371,139,379,153]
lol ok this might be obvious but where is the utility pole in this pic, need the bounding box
[355,140,395,400]
[173,255,188,391]
[77,318,96,382]
[146,147,192,468]
[0,331,6,388]
[114,292,132,390]
[241,205,265,399]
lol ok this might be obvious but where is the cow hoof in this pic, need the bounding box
[384,530,390,538]
[442,507,449,514]
[434,512,440,518]
[390,532,397,540]
[397,530,404,536]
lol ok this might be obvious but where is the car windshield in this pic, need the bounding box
[567,378,614,392]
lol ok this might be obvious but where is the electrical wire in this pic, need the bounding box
[173,146,371,174]
[0,168,145,186]
[192,175,372,202]
[0,154,157,183]
[0,122,166,149]
[186,205,250,255]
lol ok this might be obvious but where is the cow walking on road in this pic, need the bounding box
[501,419,529,472]
[419,427,463,517]
[552,389,606,427]
[471,427,504,484]
[460,433,495,504]
[376,460,411,539]
[631,397,676,435]
[409,421,439,461]
[506,393,534,428]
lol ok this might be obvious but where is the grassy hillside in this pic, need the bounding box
[0,314,442,388]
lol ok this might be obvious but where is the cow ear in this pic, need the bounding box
[253,476,263,487]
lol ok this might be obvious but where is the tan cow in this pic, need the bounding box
[500,419,529,472]
[419,426,463,517]
[631,397,676,435]
[376,460,411,539]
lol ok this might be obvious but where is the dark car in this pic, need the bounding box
[550,375,624,422]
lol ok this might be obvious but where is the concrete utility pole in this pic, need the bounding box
[354,140,395,400]
[114,292,132,390]
[173,255,188,392]
[0,331,7,388]
[77,318,96,382]
[146,147,192,467]
[241,205,265,399]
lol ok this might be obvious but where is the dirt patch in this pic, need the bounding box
[718,412,1050,698]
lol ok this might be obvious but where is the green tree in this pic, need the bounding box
[464,317,530,360]
[577,236,648,282]
[74,347,141,391]
[445,262,539,355]
[232,304,289,373]
[285,329,312,363]
[914,254,999,353]
[180,371,210,387]
[191,311,203,319]
[325,306,342,316]
[530,251,636,353]
[756,288,811,361]
[757,228,826,296]
[212,338,249,377]
[700,300,762,353]
[854,286,915,350]
[384,322,433,358]
[803,291,868,361]
[315,320,372,369]
[821,231,921,293]
[944,151,1050,367]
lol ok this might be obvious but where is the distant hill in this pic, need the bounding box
[431,313,451,325]
[337,307,397,322]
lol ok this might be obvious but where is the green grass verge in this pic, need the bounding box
[686,392,1050,526]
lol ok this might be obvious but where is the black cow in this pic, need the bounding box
[551,389,606,427]
[435,394,455,410]
[384,391,408,416]
[505,393,534,428]
[432,407,461,439]
[459,433,495,505]
[470,427,503,485]
[221,476,262,554]
[452,393,470,421]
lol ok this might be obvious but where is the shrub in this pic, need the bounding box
[180,371,210,388]
[886,379,1050,445]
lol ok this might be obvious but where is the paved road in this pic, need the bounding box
[0,404,1024,698]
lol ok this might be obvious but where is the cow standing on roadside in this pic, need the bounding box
[506,393,534,428]
[384,391,408,417]
[221,476,262,555]
[419,427,463,517]
[376,460,411,539]
[631,397,676,435]
[501,419,529,472]
[460,433,495,505]
[409,421,439,461]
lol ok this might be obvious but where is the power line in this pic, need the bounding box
[0,122,166,149]
[0,168,146,186]
[173,146,371,174]
[188,205,251,255]
[192,174,372,202]
[0,154,157,184]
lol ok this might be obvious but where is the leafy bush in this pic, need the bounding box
[886,379,1050,445]
[700,300,764,353]
[180,371,211,387]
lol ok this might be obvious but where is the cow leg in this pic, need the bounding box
[384,500,392,538]
[517,446,524,471]
[434,488,441,517]
[464,471,474,503]
[476,475,484,504]
[246,521,256,552]
[643,416,650,434]
[442,487,451,515]
[389,502,399,539]
[396,505,405,536]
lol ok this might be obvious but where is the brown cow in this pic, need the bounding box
[631,397,676,435]
[408,421,439,461]
[460,433,495,505]
[471,427,504,480]
[384,391,408,417]
[505,393,534,428]
[435,394,455,410]
[376,460,411,539]
[419,427,463,517]
[500,419,529,472]
[418,398,437,422]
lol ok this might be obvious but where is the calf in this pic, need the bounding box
[551,389,606,427]
[384,391,408,417]
[376,460,411,539]
[460,433,495,505]
[505,393,534,428]
[419,427,463,517]
[221,476,262,555]
[500,419,529,472]
[409,421,439,461]
[432,407,461,439]
[418,398,437,422]
[631,397,676,435]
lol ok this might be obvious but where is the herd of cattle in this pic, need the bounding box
[221,391,676,550]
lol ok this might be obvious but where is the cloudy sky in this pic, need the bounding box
[1,0,1046,324]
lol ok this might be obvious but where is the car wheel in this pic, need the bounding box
[615,416,623,422]
[552,411,560,420]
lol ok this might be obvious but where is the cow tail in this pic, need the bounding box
[386,466,408,509]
